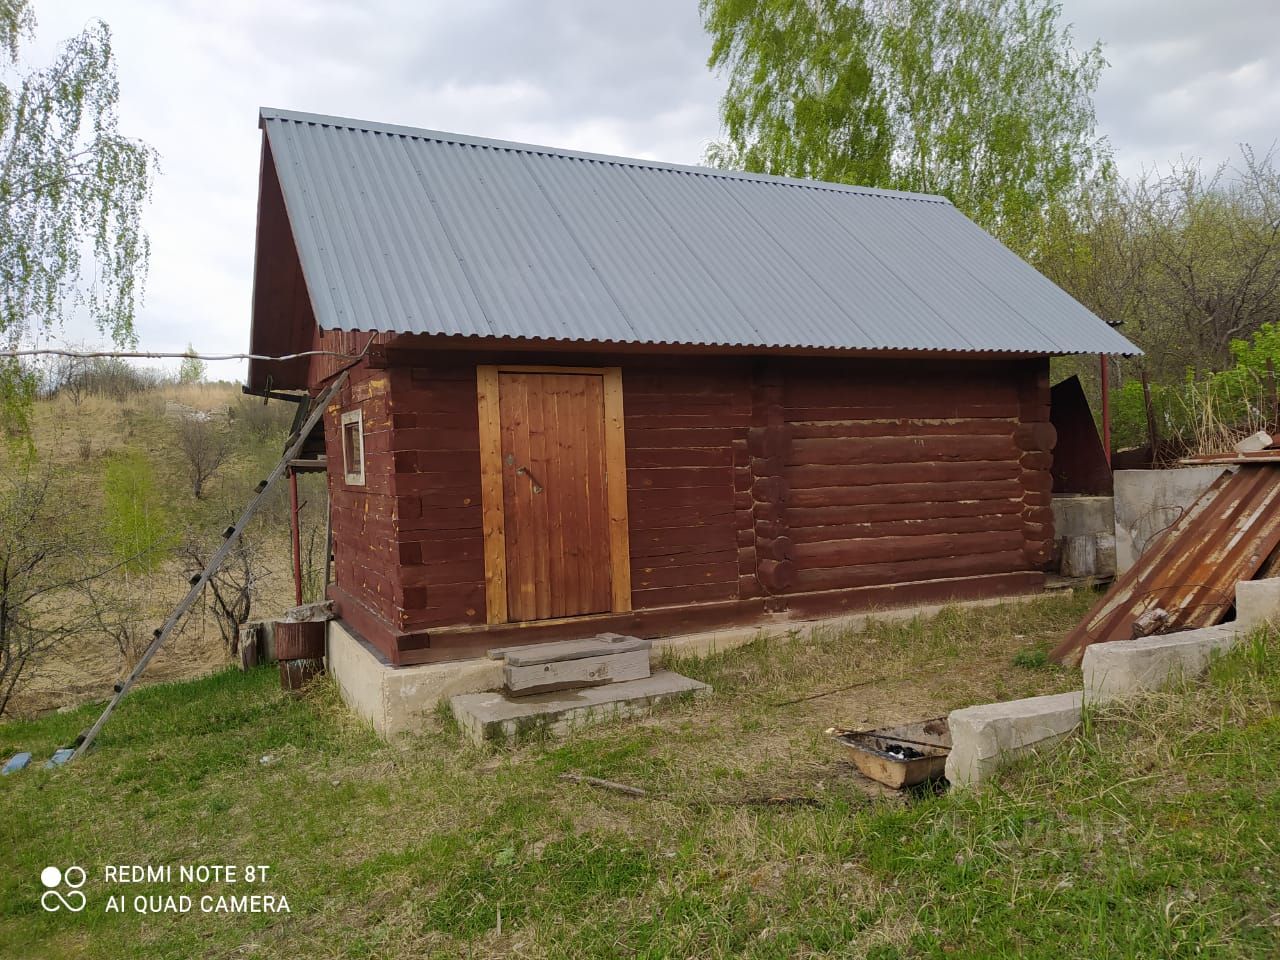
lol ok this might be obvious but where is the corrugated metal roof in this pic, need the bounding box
[260,107,1140,356]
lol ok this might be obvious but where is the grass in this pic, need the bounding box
[1,591,1277,958]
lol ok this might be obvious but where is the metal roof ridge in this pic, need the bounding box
[258,106,954,206]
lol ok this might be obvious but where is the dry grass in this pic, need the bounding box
[2,593,1278,957]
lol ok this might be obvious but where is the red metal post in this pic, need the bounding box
[289,467,303,605]
[1099,353,1111,466]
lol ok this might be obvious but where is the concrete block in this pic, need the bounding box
[450,670,710,745]
[2,752,31,775]
[327,620,503,740]
[498,634,650,666]
[44,748,74,769]
[1235,577,1280,629]
[1051,495,1115,540]
[1235,430,1273,454]
[945,691,1083,787]
[1114,467,1228,573]
[1082,623,1241,705]
[505,648,650,696]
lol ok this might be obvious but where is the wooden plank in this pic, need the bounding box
[786,460,1019,489]
[603,367,633,614]
[789,512,1024,544]
[791,530,1025,568]
[476,364,507,624]
[787,479,1024,508]
[792,550,1028,592]
[787,498,1022,529]
[787,435,1018,466]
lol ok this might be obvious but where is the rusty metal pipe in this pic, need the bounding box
[1100,353,1111,466]
[289,468,303,606]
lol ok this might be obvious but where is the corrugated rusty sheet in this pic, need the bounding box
[1051,465,1280,665]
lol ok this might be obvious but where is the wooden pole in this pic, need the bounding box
[1099,353,1111,466]
[322,489,333,601]
[1140,368,1158,461]
[289,468,303,606]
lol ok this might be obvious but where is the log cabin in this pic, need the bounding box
[246,108,1139,667]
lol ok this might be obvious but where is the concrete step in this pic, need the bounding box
[450,669,710,745]
[488,633,651,665]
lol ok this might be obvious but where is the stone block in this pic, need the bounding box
[945,691,1083,787]
[450,670,710,745]
[495,633,650,666]
[1235,430,1273,454]
[505,648,650,696]
[1082,623,1240,705]
[1235,577,1280,629]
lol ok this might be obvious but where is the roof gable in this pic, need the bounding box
[254,107,1139,357]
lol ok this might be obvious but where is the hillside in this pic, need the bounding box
[0,378,325,718]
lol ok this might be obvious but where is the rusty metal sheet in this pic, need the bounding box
[1051,465,1280,665]
[1179,450,1280,465]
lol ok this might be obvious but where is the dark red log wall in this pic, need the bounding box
[318,350,1054,663]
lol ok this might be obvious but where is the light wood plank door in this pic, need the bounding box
[498,371,613,621]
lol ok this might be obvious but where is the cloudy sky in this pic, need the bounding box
[22,0,1280,378]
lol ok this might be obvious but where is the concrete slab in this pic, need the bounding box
[1114,467,1228,573]
[498,634,650,666]
[1082,623,1241,705]
[505,648,650,696]
[450,670,710,745]
[2,752,31,775]
[1235,577,1280,629]
[945,691,1083,787]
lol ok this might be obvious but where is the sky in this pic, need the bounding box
[20,0,1280,379]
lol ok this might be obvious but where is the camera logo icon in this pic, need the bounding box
[40,866,86,912]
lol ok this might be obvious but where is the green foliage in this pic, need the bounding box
[102,449,172,573]
[701,0,1110,255]
[177,344,205,385]
[1041,148,1280,381]
[1110,321,1280,453]
[0,1,156,426]
[2,599,1278,957]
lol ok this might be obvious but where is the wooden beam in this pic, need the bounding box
[602,367,632,613]
[476,365,508,624]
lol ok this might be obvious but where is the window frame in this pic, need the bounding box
[340,408,365,486]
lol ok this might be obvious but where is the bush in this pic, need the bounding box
[103,451,174,574]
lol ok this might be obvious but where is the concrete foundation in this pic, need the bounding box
[1051,495,1117,577]
[945,691,1083,787]
[1081,623,1241,705]
[1113,466,1227,573]
[327,590,1048,741]
[450,670,710,745]
[1235,576,1280,629]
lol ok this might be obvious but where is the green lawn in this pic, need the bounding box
[1,591,1277,959]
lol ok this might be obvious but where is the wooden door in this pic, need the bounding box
[497,370,613,621]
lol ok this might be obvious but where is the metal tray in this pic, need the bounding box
[830,717,951,789]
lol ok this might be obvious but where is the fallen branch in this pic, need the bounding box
[772,676,884,707]
[558,773,647,797]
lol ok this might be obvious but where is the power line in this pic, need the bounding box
[0,347,362,362]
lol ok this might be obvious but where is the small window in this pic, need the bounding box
[341,409,365,485]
